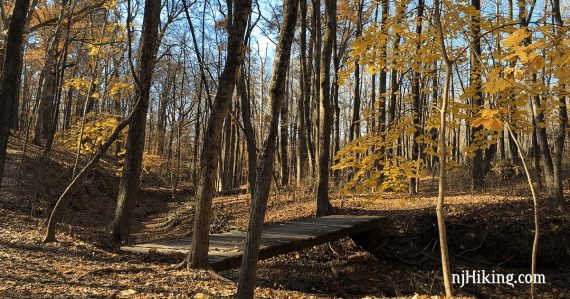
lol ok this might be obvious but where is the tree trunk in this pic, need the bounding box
[32,0,68,145]
[469,0,485,191]
[505,124,540,299]
[183,0,211,190]
[305,41,315,176]
[111,0,161,244]
[232,108,241,187]
[315,0,335,217]
[550,0,566,204]
[519,0,562,203]
[332,35,341,182]
[42,3,75,159]
[530,93,560,200]
[280,85,289,186]
[385,3,404,159]
[296,0,309,184]
[19,62,31,133]
[8,45,24,131]
[32,41,60,145]
[530,123,542,187]
[157,75,172,155]
[0,0,30,186]
[192,81,203,189]
[63,84,73,131]
[437,44,454,299]
[508,129,520,163]
[434,0,453,294]
[369,5,378,132]
[187,0,251,269]
[222,113,234,191]
[409,0,424,194]
[239,68,257,197]
[236,0,298,296]
[387,1,403,133]
[349,0,363,142]
[378,0,388,131]
[311,0,321,163]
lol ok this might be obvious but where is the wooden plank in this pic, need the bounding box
[121,215,385,271]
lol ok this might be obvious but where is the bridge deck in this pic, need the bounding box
[121,215,384,271]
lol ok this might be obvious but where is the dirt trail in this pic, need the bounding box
[1,138,569,298]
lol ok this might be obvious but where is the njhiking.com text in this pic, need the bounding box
[452,270,546,288]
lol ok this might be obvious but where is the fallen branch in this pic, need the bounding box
[328,242,345,258]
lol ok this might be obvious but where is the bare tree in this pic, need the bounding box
[469,0,485,190]
[349,0,363,142]
[378,0,388,130]
[0,0,31,186]
[186,0,252,269]
[32,0,69,145]
[549,0,567,205]
[42,0,161,243]
[315,0,335,217]
[111,0,162,243]
[236,0,299,296]
[296,0,309,184]
[433,0,453,295]
[409,0,424,194]
[279,80,289,186]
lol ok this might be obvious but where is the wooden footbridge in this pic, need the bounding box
[121,215,384,271]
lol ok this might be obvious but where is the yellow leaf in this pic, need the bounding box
[488,118,504,131]
[484,78,511,94]
[471,109,504,131]
[504,28,530,48]
[103,0,118,9]
[471,117,485,128]
[528,56,545,70]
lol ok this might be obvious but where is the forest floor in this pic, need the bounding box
[1,137,569,298]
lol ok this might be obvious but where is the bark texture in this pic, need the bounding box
[434,0,454,295]
[187,0,251,269]
[469,0,485,190]
[296,0,309,184]
[409,0,423,194]
[0,0,30,186]
[111,0,161,244]
[236,0,299,296]
[315,0,336,217]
